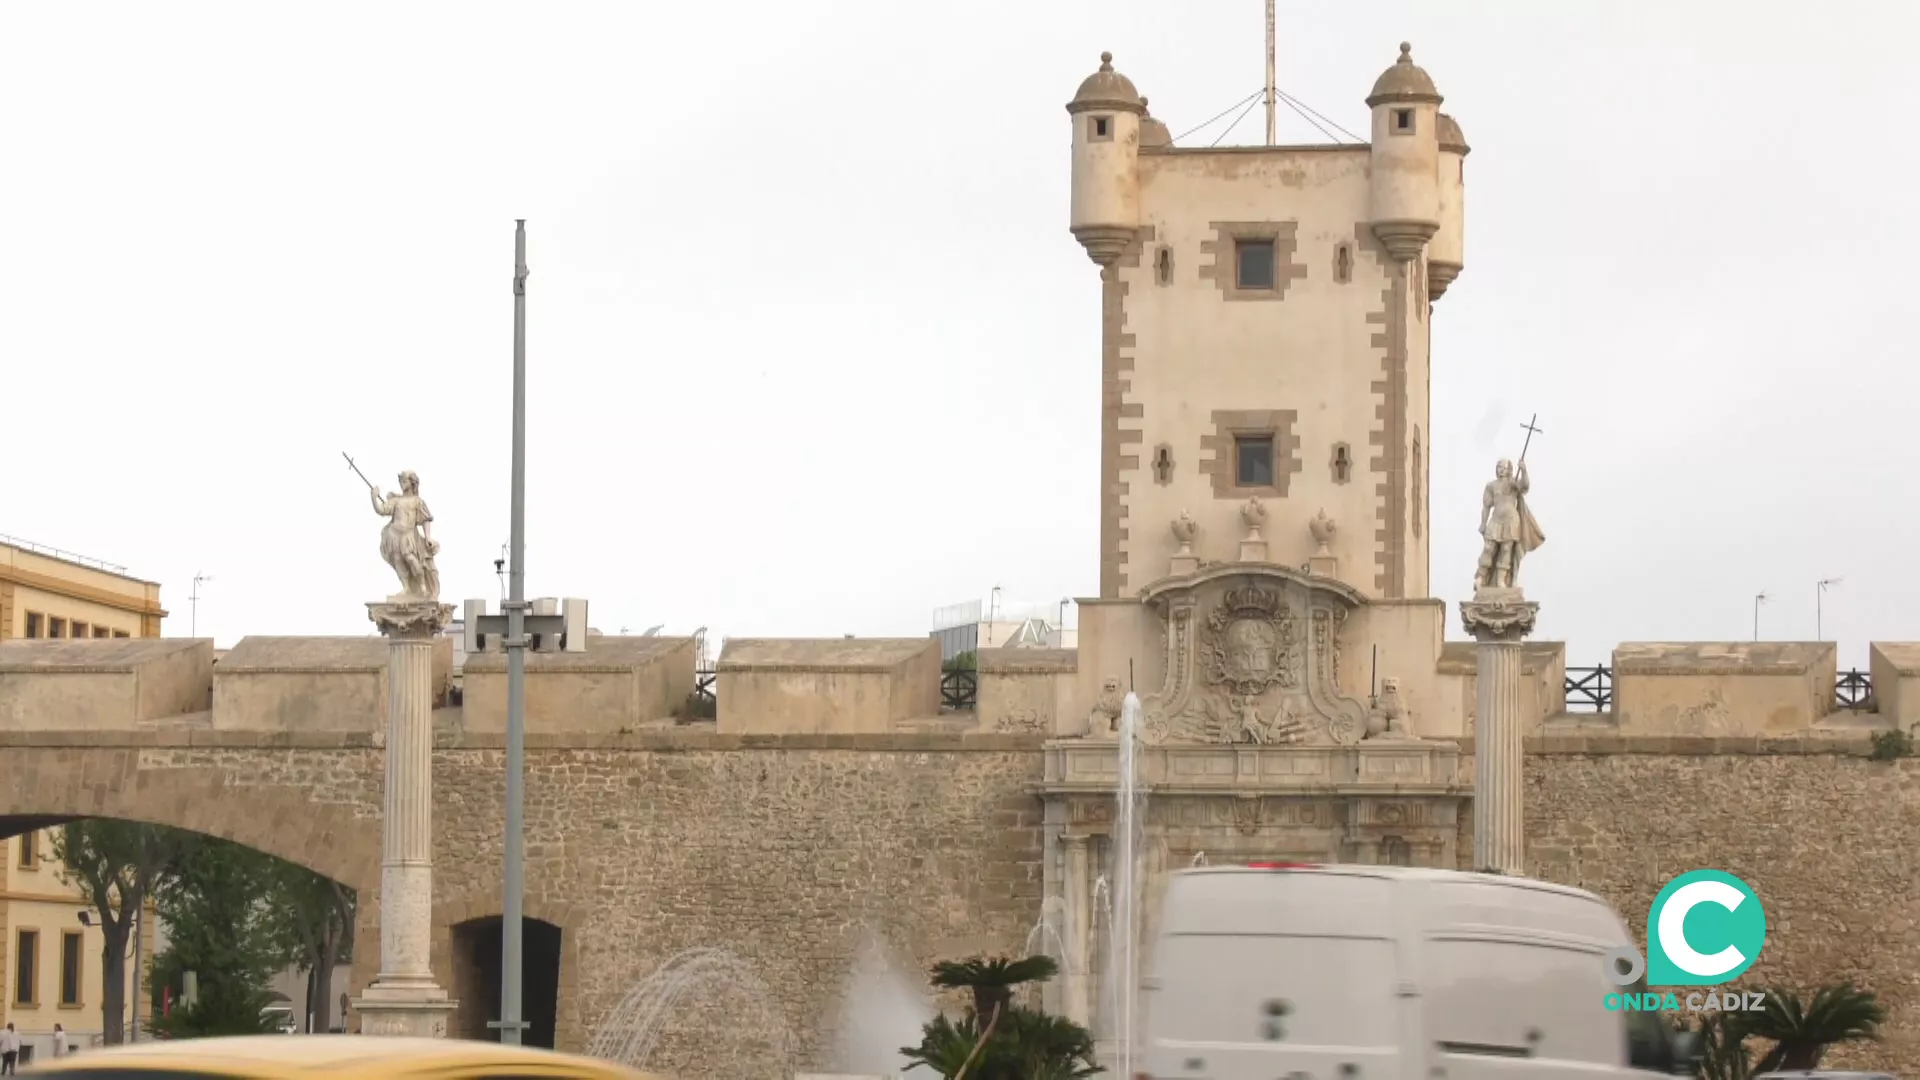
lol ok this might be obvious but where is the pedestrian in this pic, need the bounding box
[0,1021,19,1075]
[52,1024,67,1058]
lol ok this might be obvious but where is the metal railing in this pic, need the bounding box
[0,532,129,574]
[1563,665,1613,712]
[694,667,716,704]
[1561,665,1875,713]
[941,669,978,711]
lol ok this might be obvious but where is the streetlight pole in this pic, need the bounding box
[1817,577,1843,641]
[499,220,530,1046]
[1753,591,1769,642]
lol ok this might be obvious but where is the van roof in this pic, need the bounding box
[1173,864,1607,902]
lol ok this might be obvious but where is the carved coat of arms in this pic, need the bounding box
[1201,585,1299,695]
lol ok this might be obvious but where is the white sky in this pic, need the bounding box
[4,1,1915,668]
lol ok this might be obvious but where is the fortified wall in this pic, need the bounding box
[3,633,1920,1073]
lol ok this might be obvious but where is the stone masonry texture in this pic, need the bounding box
[6,731,1920,1074]
[0,732,1044,1078]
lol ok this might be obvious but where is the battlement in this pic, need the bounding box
[0,633,1910,743]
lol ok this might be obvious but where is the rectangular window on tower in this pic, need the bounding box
[1235,240,1276,290]
[1392,108,1415,134]
[1090,115,1113,142]
[1234,436,1275,488]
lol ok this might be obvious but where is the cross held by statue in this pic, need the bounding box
[1518,413,1544,464]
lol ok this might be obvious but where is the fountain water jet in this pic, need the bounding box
[585,947,794,1078]
[830,933,932,1077]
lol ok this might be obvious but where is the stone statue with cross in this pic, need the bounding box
[1473,415,1547,593]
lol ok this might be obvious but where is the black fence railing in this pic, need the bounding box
[694,667,716,703]
[1563,665,1612,712]
[941,669,979,711]
[1836,668,1874,710]
[1561,665,1875,714]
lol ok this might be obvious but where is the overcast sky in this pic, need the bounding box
[4,1,1914,667]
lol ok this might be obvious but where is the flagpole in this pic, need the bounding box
[1264,0,1277,145]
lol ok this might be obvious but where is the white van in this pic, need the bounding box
[1137,864,1700,1079]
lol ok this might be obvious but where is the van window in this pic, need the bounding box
[1148,934,1397,1047]
[1427,938,1620,1065]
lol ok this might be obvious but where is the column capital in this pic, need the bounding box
[367,600,455,640]
[1459,587,1538,642]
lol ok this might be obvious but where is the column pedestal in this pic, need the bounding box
[1459,587,1538,877]
[354,599,458,1038]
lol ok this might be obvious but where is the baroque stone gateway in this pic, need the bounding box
[3,39,1919,1080]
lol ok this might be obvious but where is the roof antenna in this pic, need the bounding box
[1264,0,1277,145]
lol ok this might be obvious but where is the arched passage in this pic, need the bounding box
[449,917,563,1048]
[0,746,384,1044]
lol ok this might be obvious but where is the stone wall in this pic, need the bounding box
[0,731,1044,1077]
[1499,736,1916,1075]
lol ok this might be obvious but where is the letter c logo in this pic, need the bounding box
[1646,870,1767,987]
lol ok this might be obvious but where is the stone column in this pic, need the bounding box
[354,599,458,1038]
[1460,588,1538,876]
[1063,834,1093,1027]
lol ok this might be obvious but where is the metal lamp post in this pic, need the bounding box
[461,221,586,1046]
[1817,577,1843,640]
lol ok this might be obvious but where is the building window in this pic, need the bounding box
[71,621,89,639]
[1331,443,1353,484]
[1090,115,1112,142]
[92,625,109,638]
[1234,436,1275,488]
[1392,108,1414,134]
[1235,240,1276,290]
[1333,242,1353,284]
[15,929,40,1005]
[1154,245,1173,285]
[1151,444,1175,485]
[18,831,39,869]
[60,931,83,1007]
[24,612,43,638]
[49,617,67,638]
[113,630,129,639]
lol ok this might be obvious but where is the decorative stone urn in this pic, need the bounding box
[1309,509,1337,557]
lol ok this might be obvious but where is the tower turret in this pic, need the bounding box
[1429,113,1469,299]
[1067,52,1145,265]
[1365,43,1442,262]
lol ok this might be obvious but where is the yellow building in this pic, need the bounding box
[1,535,165,1057]
[0,535,166,641]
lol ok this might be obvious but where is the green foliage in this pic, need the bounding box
[944,651,978,673]
[1688,983,1885,1079]
[50,820,198,1044]
[677,691,718,721]
[146,977,284,1040]
[904,953,1097,1079]
[1868,728,1912,761]
[153,835,292,995]
[1744,982,1885,1073]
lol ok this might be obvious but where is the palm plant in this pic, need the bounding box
[1743,982,1885,1073]
[1695,1011,1752,1080]
[930,955,1061,1022]
[905,953,1096,1079]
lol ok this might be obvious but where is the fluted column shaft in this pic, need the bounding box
[1461,590,1538,878]
[378,633,436,985]
[1063,835,1093,1027]
[1472,640,1525,874]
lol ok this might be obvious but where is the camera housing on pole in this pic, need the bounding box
[462,597,590,655]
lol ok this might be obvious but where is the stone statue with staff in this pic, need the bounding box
[1473,415,1547,592]
[345,452,442,602]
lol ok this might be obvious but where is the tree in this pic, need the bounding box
[903,953,1098,1080]
[150,835,288,1006]
[50,821,194,1044]
[263,861,356,1033]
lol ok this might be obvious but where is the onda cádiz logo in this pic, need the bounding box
[1601,870,1770,1014]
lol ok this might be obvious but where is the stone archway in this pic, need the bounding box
[0,744,387,1028]
[432,895,587,1051]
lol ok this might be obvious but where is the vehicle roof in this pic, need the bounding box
[23,1035,664,1078]
[1172,864,1607,902]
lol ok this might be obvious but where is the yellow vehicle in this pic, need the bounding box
[21,1035,669,1080]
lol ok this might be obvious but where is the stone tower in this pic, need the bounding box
[1066,44,1468,605]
